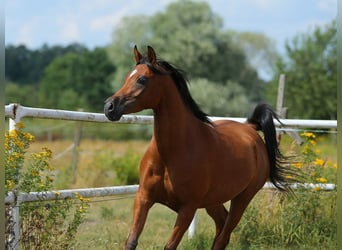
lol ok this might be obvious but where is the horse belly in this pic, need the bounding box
[199,135,262,206]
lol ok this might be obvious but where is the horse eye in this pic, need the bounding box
[137,76,148,85]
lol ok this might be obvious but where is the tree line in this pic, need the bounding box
[5,0,336,119]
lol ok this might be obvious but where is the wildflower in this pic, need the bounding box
[52,191,61,196]
[316,177,327,183]
[23,132,35,142]
[309,140,316,146]
[14,140,25,149]
[286,175,294,179]
[314,158,324,167]
[315,149,321,154]
[42,147,52,158]
[293,162,303,168]
[313,186,321,191]
[16,122,25,129]
[333,163,337,169]
[9,129,19,138]
[301,132,316,138]
[6,180,16,190]
[31,170,40,176]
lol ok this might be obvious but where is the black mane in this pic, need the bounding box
[137,56,212,124]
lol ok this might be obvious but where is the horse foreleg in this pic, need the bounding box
[164,206,197,250]
[205,204,228,247]
[125,192,153,250]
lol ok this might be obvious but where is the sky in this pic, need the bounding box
[5,0,336,54]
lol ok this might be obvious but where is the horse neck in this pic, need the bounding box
[152,82,202,156]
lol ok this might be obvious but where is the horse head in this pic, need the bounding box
[104,46,164,121]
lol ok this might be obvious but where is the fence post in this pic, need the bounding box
[72,120,83,183]
[276,74,303,145]
[8,118,20,250]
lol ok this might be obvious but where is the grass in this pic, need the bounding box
[22,132,337,249]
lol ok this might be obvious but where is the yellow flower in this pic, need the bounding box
[31,170,40,176]
[316,177,327,183]
[333,163,337,169]
[313,186,321,191]
[23,132,35,142]
[16,122,25,129]
[14,140,25,150]
[286,175,294,179]
[301,132,316,138]
[293,162,303,168]
[314,158,324,167]
[309,140,316,146]
[9,129,19,138]
[6,180,16,190]
[52,191,61,196]
[42,147,52,158]
[315,149,321,154]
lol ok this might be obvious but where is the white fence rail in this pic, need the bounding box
[4,104,337,249]
[5,103,337,128]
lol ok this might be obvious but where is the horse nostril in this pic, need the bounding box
[108,102,114,112]
[104,101,115,114]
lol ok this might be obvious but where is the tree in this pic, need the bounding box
[107,15,151,90]
[190,78,250,116]
[107,0,267,111]
[229,31,279,79]
[5,43,88,85]
[267,21,336,119]
[40,48,115,111]
[5,82,39,106]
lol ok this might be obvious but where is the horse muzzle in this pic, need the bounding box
[104,97,125,121]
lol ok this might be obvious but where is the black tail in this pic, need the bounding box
[247,103,294,192]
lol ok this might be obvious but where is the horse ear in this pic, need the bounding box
[147,46,156,65]
[134,45,142,64]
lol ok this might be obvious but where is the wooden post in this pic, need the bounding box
[276,74,286,117]
[276,74,303,145]
[71,120,83,183]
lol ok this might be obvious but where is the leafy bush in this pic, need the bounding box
[234,132,337,249]
[5,122,90,249]
[111,148,141,185]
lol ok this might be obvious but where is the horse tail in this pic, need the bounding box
[247,103,294,192]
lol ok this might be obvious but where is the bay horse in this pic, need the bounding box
[104,46,293,250]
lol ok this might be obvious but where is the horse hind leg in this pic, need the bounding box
[205,204,228,247]
[164,206,197,250]
[212,187,262,250]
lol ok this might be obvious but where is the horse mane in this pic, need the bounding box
[137,56,212,124]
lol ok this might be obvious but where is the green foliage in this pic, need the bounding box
[190,78,249,116]
[5,123,89,249]
[107,0,266,110]
[5,43,88,85]
[268,20,336,119]
[111,148,141,185]
[40,48,115,111]
[230,30,279,77]
[5,82,40,107]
